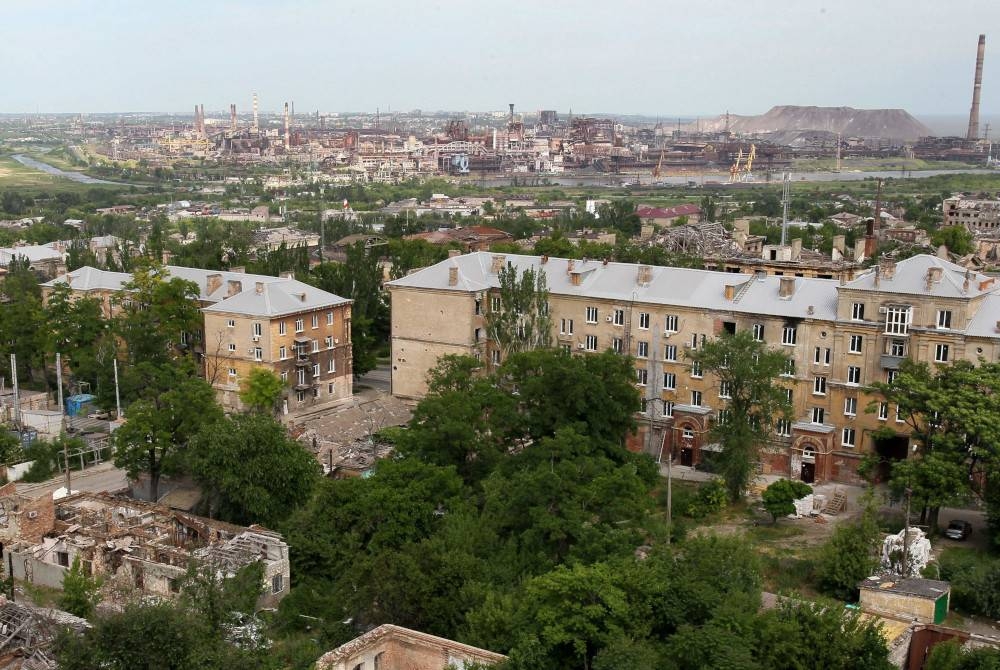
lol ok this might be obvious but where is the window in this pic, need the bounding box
[896,404,904,423]
[884,305,911,335]
[813,376,827,395]
[752,323,764,341]
[844,397,857,416]
[782,325,797,345]
[312,364,320,378]
[852,302,865,321]
[811,407,825,424]
[691,390,702,406]
[718,409,731,425]
[814,347,821,364]
[663,372,676,390]
[328,383,334,394]
[228,367,237,377]
[311,339,320,353]
[636,369,648,386]
[886,369,899,384]
[613,309,625,326]
[252,322,262,338]
[491,296,501,312]
[682,427,695,440]
[297,369,307,386]
[227,319,235,328]
[491,349,501,365]
[296,390,305,402]
[665,314,679,332]
[586,306,598,323]
[612,337,623,353]
[719,381,732,399]
[782,359,796,377]
[374,652,385,670]
[824,348,831,365]
[325,336,333,348]
[278,321,286,336]
[776,419,792,436]
[253,347,262,361]
[691,361,703,378]
[934,343,950,363]
[280,371,288,382]
[585,335,598,351]
[228,343,237,353]
[847,366,861,385]
[664,344,677,361]
[785,388,793,403]
[849,335,863,354]
[638,312,650,329]
[279,346,287,360]
[878,402,889,421]
[662,401,675,418]
[890,339,906,357]
[937,310,952,329]
[327,311,334,325]
[842,427,856,448]
[295,318,304,333]
[311,314,319,329]
[560,318,574,335]
[637,341,649,358]
[328,357,336,373]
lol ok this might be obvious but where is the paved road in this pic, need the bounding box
[356,364,391,393]
[16,461,128,500]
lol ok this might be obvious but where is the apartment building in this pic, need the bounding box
[942,195,1000,233]
[42,265,353,416]
[387,252,1000,485]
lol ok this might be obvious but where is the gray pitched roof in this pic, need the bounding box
[843,255,997,299]
[387,252,839,321]
[44,265,349,318]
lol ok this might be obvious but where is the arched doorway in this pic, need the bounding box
[679,424,695,466]
[800,447,816,483]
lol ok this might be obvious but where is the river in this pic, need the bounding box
[465,168,999,188]
[10,154,118,185]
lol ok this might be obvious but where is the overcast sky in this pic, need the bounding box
[2,0,998,117]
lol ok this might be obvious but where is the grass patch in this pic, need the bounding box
[759,549,818,596]
[748,523,807,542]
[21,580,62,607]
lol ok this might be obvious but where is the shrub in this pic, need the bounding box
[938,548,1000,619]
[761,479,813,523]
[815,507,881,601]
[686,479,728,519]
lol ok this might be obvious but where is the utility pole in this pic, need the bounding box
[113,359,122,421]
[648,395,673,545]
[10,355,19,429]
[56,353,70,495]
[902,486,912,577]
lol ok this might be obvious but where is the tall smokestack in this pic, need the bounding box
[968,34,986,141]
[252,92,259,133]
[230,104,237,132]
[509,103,515,124]
[284,102,290,150]
[194,105,200,132]
[199,105,205,135]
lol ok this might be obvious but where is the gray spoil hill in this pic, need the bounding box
[692,105,933,140]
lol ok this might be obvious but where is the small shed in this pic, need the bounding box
[859,576,950,624]
[65,393,96,417]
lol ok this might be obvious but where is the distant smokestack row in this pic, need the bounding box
[284,101,290,150]
[193,104,205,135]
[230,104,237,132]
[967,34,986,141]
[252,92,259,133]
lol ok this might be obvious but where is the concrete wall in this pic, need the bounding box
[859,588,945,625]
[3,548,68,590]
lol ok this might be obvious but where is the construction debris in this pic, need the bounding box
[0,596,89,669]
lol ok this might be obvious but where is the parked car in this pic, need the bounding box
[944,519,973,540]
[87,410,110,420]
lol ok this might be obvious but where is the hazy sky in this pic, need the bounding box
[2,0,998,117]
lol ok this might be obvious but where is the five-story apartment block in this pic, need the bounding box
[387,252,1000,485]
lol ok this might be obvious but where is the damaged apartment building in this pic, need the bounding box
[0,484,289,608]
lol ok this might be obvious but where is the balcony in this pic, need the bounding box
[880,354,904,370]
[295,354,312,367]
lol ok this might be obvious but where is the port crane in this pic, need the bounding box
[652,148,666,179]
[728,143,756,183]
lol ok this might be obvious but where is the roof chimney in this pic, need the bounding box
[255,281,265,294]
[448,265,458,286]
[279,271,295,280]
[230,266,245,274]
[206,273,223,296]
[880,259,896,280]
[490,255,506,274]
[925,266,943,291]
[832,235,845,255]
[636,265,652,286]
[541,255,549,264]
[778,276,796,298]
[227,280,243,297]
[448,249,461,258]
[790,238,802,261]
[724,284,736,301]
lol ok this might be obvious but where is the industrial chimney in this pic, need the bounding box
[284,102,290,150]
[967,34,986,141]
[193,105,200,133]
[252,92,259,134]
[230,104,237,132]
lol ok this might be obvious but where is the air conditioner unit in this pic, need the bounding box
[252,335,261,342]
[663,332,671,339]
[878,307,889,314]
[577,343,586,349]
[606,316,614,322]
[27,511,38,520]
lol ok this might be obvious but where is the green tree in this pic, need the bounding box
[239,368,285,415]
[687,331,792,501]
[59,555,102,619]
[44,281,109,395]
[700,196,718,223]
[930,225,974,255]
[0,258,46,384]
[597,200,641,238]
[484,262,552,365]
[187,414,321,527]
[112,370,222,502]
[925,639,1000,670]
[815,503,882,601]
[761,479,813,523]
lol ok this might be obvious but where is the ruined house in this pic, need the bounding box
[0,487,289,609]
